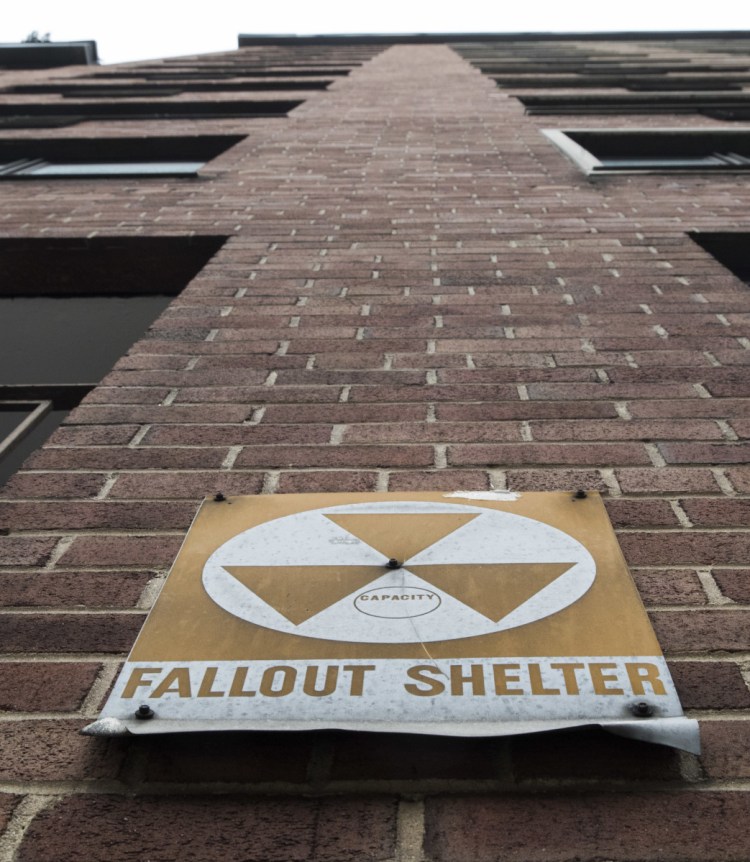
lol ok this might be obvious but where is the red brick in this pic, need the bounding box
[344,422,521,443]
[449,443,651,466]
[510,728,681,782]
[277,471,380,492]
[668,662,750,710]
[23,447,229,470]
[628,399,750,420]
[47,425,140,446]
[0,663,101,712]
[0,501,198,532]
[348,384,519,402]
[331,733,506,781]
[615,468,720,494]
[526,382,700,400]
[18,795,398,862]
[388,470,491,491]
[700,721,750,779]
[425,793,750,862]
[650,610,750,652]
[0,536,58,567]
[604,499,679,528]
[712,570,750,603]
[630,570,707,606]
[2,613,144,653]
[680,499,750,527]
[108,472,265,500]
[60,536,184,567]
[505,468,609,492]
[142,425,332,445]
[658,442,750,465]
[530,419,724,441]
[0,720,126,781]
[263,403,427,423]
[0,794,20,833]
[0,472,107,500]
[141,732,314,783]
[619,532,750,566]
[725,467,750,492]
[0,571,149,608]
[235,445,434,468]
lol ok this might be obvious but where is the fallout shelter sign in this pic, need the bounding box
[85,491,699,753]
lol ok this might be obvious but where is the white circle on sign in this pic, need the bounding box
[202,501,596,643]
[354,587,441,619]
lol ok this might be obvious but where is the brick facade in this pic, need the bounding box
[1,34,750,861]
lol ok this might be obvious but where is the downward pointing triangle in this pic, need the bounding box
[325,513,479,562]
[223,566,383,626]
[407,563,576,622]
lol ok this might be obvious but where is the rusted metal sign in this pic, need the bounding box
[85,491,699,753]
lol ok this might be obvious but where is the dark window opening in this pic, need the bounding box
[521,92,750,119]
[0,100,301,129]
[0,135,243,179]
[0,236,228,487]
[545,129,750,173]
[689,233,750,283]
[8,80,330,97]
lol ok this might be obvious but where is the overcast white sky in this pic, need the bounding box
[3,1,750,65]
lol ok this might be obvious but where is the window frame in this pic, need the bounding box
[544,127,750,175]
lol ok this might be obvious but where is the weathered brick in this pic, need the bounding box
[424,793,750,862]
[630,570,707,606]
[449,443,651,466]
[108,472,264,500]
[60,536,184,568]
[0,536,59,567]
[712,570,750,603]
[669,662,750,710]
[2,613,144,653]
[650,610,750,652]
[234,445,434,468]
[0,501,198,532]
[277,471,380,492]
[658,442,750,465]
[619,532,750,567]
[615,468,720,494]
[700,721,750,779]
[0,571,149,608]
[0,720,125,781]
[18,795,398,862]
[0,662,101,712]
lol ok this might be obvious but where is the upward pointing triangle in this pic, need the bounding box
[325,513,479,563]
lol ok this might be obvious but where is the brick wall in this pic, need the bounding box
[1,39,750,862]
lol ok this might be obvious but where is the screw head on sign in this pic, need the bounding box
[631,701,653,718]
[386,558,402,569]
[135,704,154,720]
[214,492,226,502]
[573,490,588,500]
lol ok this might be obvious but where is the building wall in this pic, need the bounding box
[1,36,749,862]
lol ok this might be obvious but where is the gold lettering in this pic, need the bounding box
[303,665,339,697]
[121,667,161,699]
[197,666,225,698]
[152,668,192,698]
[259,665,296,697]
[343,664,376,696]
[404,665,445,696]
[550,662,585,695]
[450,664,485,696]
[529,663,561,695]
[229,667,256,697]
[589,663,624,695]
[626,662,666,696]
[493,664,524,695]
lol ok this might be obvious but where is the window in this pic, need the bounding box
[0,236,228,487]
[544,129,750,174]
[522,93,750,119]
[0,135,243,178]
[0,100,301,129]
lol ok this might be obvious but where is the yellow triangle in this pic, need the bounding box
[223,565,383,626]
[407,563,576,622]
[324,513,479,563]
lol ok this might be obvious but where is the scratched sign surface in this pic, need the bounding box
[86,491,699,753]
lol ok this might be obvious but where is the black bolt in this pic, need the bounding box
[214,492,226,502]
[631,701,653,718]
[135,704,154,720]
[573,489,588,500]
[386,558,402,569]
